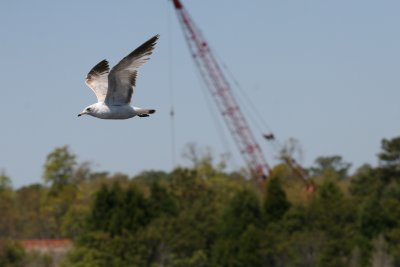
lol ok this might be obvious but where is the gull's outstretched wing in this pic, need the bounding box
[106,35,159,105]
[85,59,109,102]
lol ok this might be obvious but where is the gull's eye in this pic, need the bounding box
[86,108,91,112]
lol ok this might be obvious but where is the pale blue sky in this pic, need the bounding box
[1,0,399,187]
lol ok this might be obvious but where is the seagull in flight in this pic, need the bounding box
[78,35,159,119]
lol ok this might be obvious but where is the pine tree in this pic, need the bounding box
[86,183,122,235]
[212,189,262,267]
[263,178,290,222]
[43,145,76,190]
[237,225,262,267]
[119,184,150,233]
[148,182,177,218]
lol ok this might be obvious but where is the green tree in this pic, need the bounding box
[15,184,46,238]
[212,189,262,267]
[0,171,12,190]
[148,182,177,218]
[133,170,169,185]
[310,180,347,234]
[43,145,77,190]
[378,137,400,167]
[85,183,123,235]
[168,168,207,210]
[236,225,262,267]
[42,184,78,238]
[0,240,25,267]
[117,184,151,234]
[0,187,17,238]
[221,189,262,237]
[359,195,391,239]
[354,194,394,267]
[263,178,290,222]
[309,181,356,267]
[349,164,381,197]
[377,137,400,185]
[68,182,154,266]
[310,155,351,179]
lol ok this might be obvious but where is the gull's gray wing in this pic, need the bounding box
[106,35,159,105]
[85,59,109,102]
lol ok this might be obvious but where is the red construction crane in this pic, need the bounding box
[171,0,317,192]
[172,0,271,180]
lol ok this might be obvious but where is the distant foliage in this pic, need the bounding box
[309,155,351,179]
[0,240,25,267]
[263,178,290,222]
[2,137,400,266]
[379,137,400,167]
[43,145,76,189]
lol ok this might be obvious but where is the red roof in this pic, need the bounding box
[21,239,72,250]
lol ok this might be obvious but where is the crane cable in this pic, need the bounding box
[218,57,313,188]
[214,51,283,153]
[189,44,240,171]
[172,5,239,171]
[167,0,176,168]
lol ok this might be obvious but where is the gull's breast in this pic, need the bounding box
[95,104,135,120]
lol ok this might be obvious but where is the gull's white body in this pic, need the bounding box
[78,35,159,120]
[85,102,151,120]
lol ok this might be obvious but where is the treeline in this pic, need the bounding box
[1,137,400,267]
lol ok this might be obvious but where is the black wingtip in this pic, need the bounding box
[125,35,160,60]
[86,59,109,80]
[150,34,160,41]
[149,109,156,114]
[143,34,160,49]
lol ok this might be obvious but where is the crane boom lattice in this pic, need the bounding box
[172,0,271,180]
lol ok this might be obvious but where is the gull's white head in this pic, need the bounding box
[78,104,96,117]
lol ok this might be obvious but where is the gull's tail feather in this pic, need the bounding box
[135,107,156,117]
